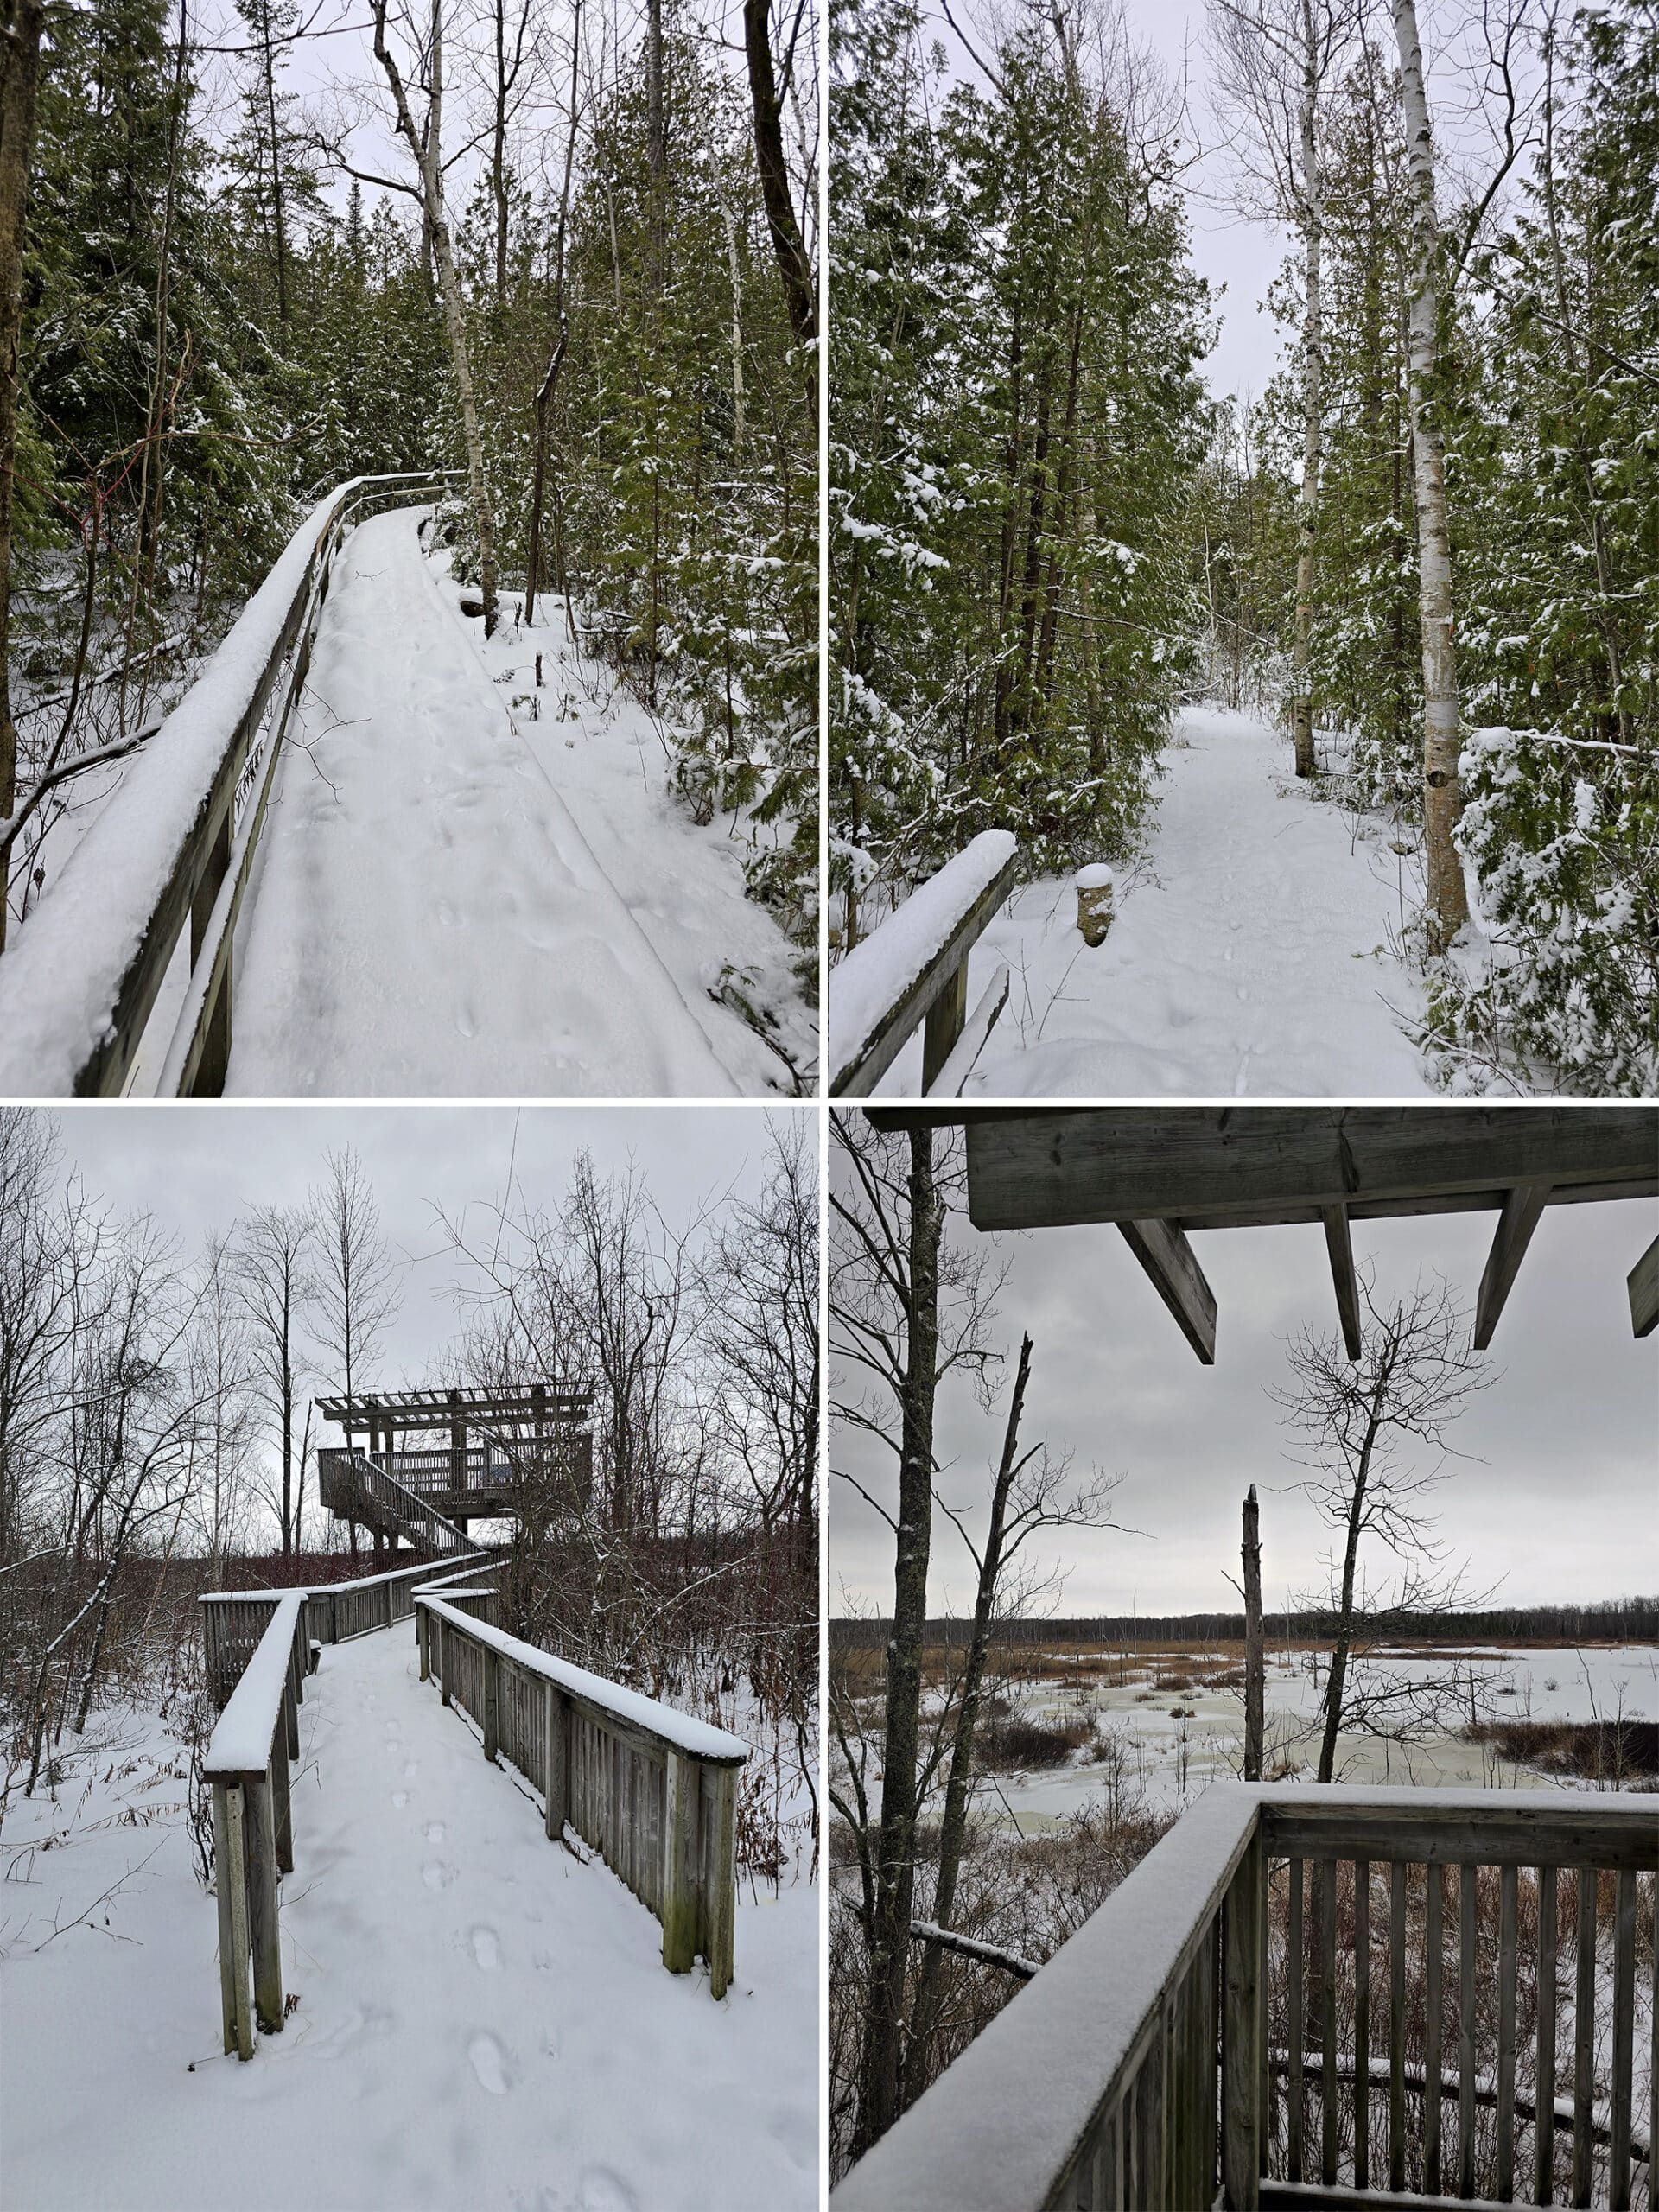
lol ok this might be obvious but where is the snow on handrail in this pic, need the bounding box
[830,830,1018,1097]
[416,1594,748,1765]
[203,1593,304,1777]
[201,1553,486,1605]
[0,470,454,1096]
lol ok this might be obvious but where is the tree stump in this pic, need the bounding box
[1075,863,1116,946]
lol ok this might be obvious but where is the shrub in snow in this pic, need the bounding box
[1424,725,1658,1091]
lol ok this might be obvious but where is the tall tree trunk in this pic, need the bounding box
[492,0,509,302]
[0,0,44,956]
[1393,0,1467,946]
[262,8,289,321]
[524,0,580,631]
[645,0,664,301]
[852,1128,943,2161]
[373,0,499,634]
[904,1333,1034,2105]
[1242,1484,1263,1782]
[716,176,745,456]
[742,0,815,363]
[1291,7,1325,781]
[1317,1402,1382,1783]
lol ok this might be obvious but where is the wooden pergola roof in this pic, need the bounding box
[315,1383,594,1429]
[864,1107,1659,1363]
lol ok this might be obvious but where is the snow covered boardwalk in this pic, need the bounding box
[1,1627,817,2212]
[927,706,1440,1098]
[226,508,737,1096]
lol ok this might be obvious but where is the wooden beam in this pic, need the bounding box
[955,1109,1657,1232]
[1473,1182,1551,1349]
[1629,1233,1659,1338]
[1320,1205,1362,1358]
[1118,1218,1217,1364]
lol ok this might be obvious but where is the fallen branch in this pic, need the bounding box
[909,1918,1039,1980]
[1269,2047,1649,2161]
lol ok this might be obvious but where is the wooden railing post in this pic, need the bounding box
[439,1618,451,1707]
[188,804,233,1096]
[663,1751,698,1974]
[213,1780,254,2060]
[543,1685,569,1842]
[920,958,967,1093]
[707,1764,738,2000]
[482,1648,499,1764]
[245,1767,283,2034]
[417,1601,429,1681]
[271,1733,293,1875]
[1222,1825,1263,2211]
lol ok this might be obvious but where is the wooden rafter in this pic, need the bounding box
[1118,1220,1217,1365]
[1630,1235,1659,1339]
[1473,1183,1551,1351]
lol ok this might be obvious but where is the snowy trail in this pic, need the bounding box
[226,508,738,1096]
[1,1629,817,2212]
[930,706,1439,1098]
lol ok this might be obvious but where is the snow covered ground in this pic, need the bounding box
[1,1628,817,2212]
[226,508,810,1096]
[975,1643,1659,1833]
[868,705,1440,1097]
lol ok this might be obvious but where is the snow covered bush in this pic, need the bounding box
[1426,726,1658,1092]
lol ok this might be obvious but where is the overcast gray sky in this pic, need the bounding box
[44,1100,808,1446]
[831,1131,1659,1619]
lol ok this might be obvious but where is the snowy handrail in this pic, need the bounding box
[416,1592,747,1998]
[200,1554,486,1701]
[829,830,1018,1097]
[200,1595,308,2060]
[0,468,458,1096]
[832,1781,1659,2212]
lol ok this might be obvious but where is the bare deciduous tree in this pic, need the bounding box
[236,1203,315,1556]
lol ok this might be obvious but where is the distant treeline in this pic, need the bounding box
[832,1598,1659,1649]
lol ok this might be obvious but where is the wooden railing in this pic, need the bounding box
[202,1593,309,2059]
[0,469,458,1097]
[829,830,1019,1097]
[415,1592,749,1998]
[315,1448,474,1554]
[200,1555,486,1706]
[832,1783,1659,2212]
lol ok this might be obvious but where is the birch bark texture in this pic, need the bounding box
[372,0,499,637]
[1393,0,1468,943]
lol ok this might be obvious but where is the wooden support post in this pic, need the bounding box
[213,1781,253,2060]
[283,1669,298,1762]
[1354,1859,1370,2193]
[662,1751,698,1974]
[417,1602,429,1681]
[1242,1487,1263,1783]
[1609,1869,1636,2212]
[1459,1863,1478,2199]
[1629,1233,1659,1339]
[1118,1217,1219,1363]
[439,1618,451,1707]
[1537,1861,1558,2205]
[271,1734,293,1874]
[1475,1181,1551,1348]
[448,1386,466,1489]
[920,959,968,1095]
[1287,1857,1305,2183]
[543,1686,569,1841]
[708,1764,738,2000]
[245,1771,283,2033]
[1426,1864,1444,2192]
[1320,1203,1363,1358]
[1222,1828,1262,2211]
[483,1647,499,1764]
[1573,1871,1597,2207]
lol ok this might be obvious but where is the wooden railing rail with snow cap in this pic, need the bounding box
[0,468,461,1098]
[200,1555,487,1705]
[831,1782,1659,2212]
[415,1592,749,1999]
[201,1593,308,2059]
[829,830,1019,1097]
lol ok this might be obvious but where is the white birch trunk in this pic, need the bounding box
[1393,0,1468,944]
[1291,4,1325,780]
[372,0,499,636]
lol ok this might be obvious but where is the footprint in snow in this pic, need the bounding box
[471,1926,500,1972]
[391,1791,410,1810]
[423,1860,459,1891]
[468,2032,509,2095]
[577,2169,639,2212]
[403,1761,418,1779]
[423,1821,446,1844]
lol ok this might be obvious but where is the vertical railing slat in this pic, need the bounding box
[1496,1863,1517,2201]
[1354,1857,1370,2194]
[1572,1867,1596,2209]
[1536,1861,1558,2205]
[1320,1859,1338,2188]
[1608,1868,1635,2212]
[1460,1862,1479,2199]
[1426,1861,1444,2195]
[1389,1860,1406,2194]
[1287,1856,1305,2184]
